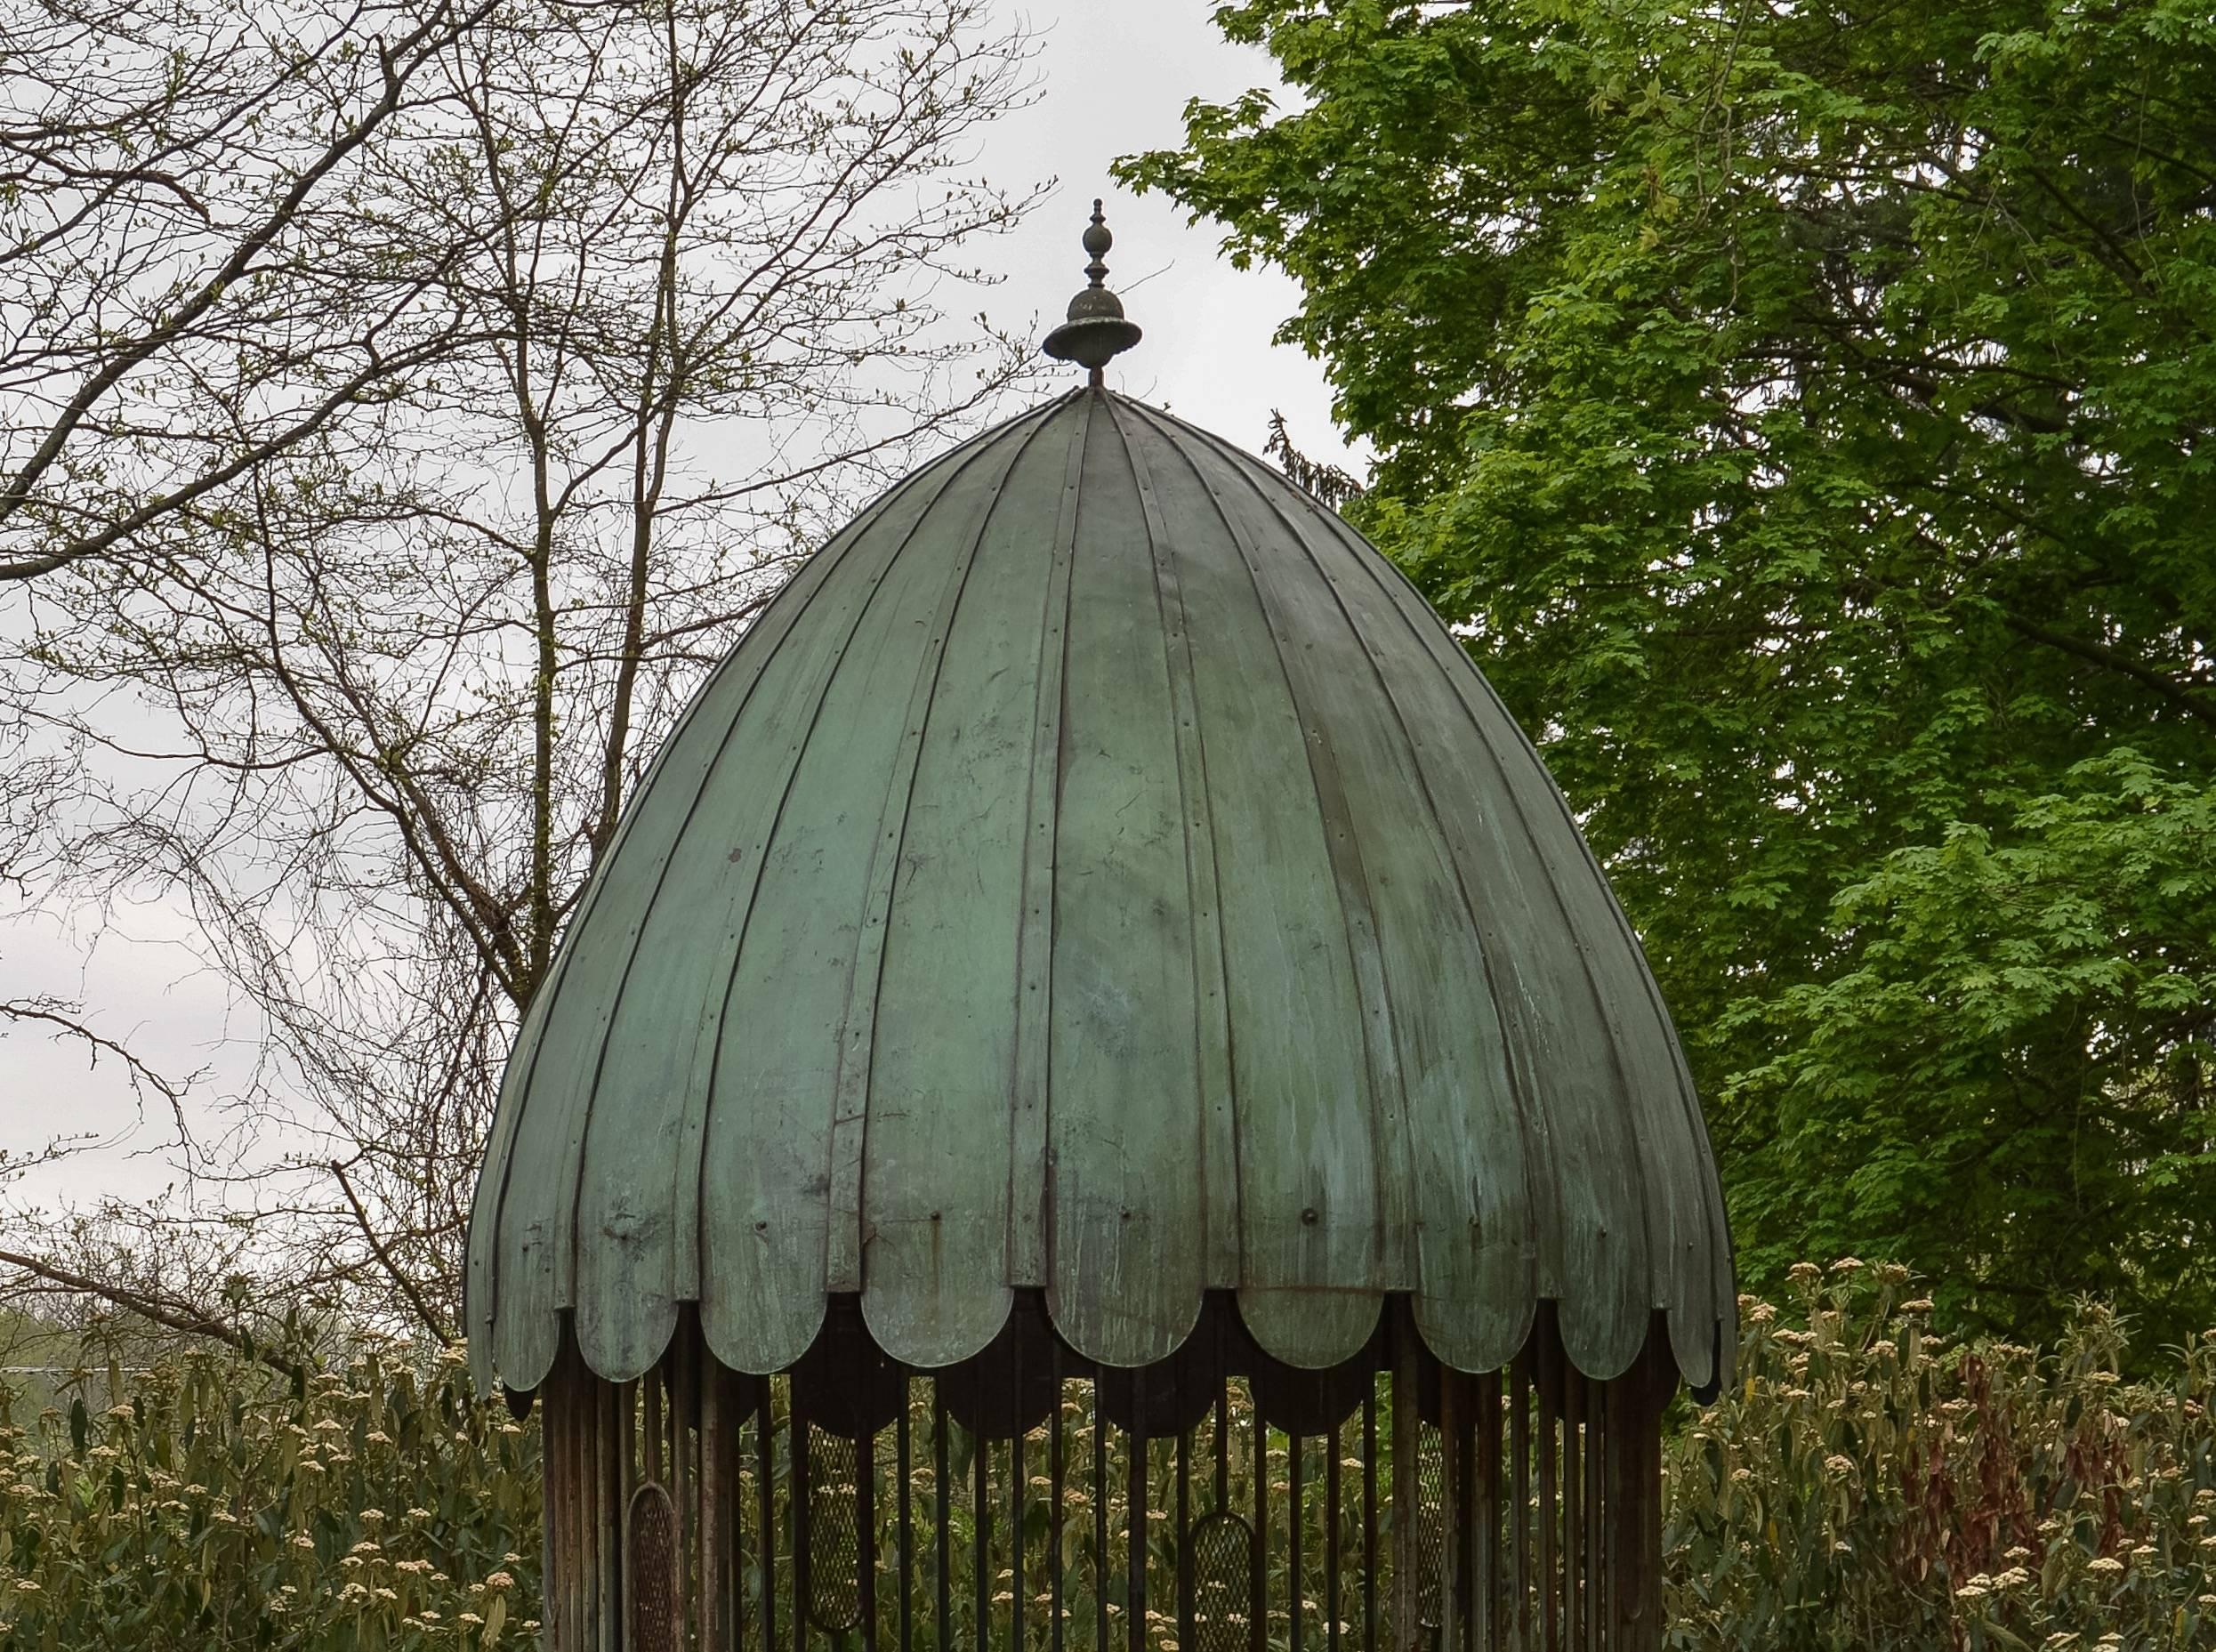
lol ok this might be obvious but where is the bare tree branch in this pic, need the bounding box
[2,0,1048,1341]
[0,1246,303,1382]
[330,1157,456,1344]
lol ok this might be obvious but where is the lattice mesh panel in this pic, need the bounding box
[802,1425,863,1632]
[626,1481,681,1652]
[1187,1508,1254,1652]
[1414,1420,1451,1629]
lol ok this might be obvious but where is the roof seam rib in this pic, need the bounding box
[1101,394,1239,1295]
[472,413,1005,1387]
[691,402,1068,1376]
[1124,399,1402,1358]
[1148,406,1676,1383]
[1007,393,1094,1285]
[1156,404,1543,1369]
[833,402,1069,1295]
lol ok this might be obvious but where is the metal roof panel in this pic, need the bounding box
[467,389,1735,1393]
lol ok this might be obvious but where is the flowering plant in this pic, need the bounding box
[1667,1261,2216,1649]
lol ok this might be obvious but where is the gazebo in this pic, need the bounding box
[467,206,1733,1652]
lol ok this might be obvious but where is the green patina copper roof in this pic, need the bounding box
[465,387,1734,1397]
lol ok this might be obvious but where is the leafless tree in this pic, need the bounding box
[1,0,1044,1351]
[0,0,514,584]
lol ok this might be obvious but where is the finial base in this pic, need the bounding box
[1043,314,1142,373]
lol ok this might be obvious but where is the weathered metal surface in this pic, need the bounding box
[535,1296,1667,1652]
[864,407,1071,1366]
[468,385,1733,1395]
[469,413,1024,1390]
[1158,408,1535,1374]
[1132,402,1387,1373]
[1046,401,1207,1366]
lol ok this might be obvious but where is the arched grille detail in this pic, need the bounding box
[625,1482,681,1652]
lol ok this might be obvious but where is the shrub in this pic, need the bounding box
[1668,1261,2216,1649]
[4,1266,2212,1648]
[0,1344,536,1649]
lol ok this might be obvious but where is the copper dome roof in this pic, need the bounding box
[466,387,1734,1398]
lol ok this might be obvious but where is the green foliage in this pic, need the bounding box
[1673,1261,2216,1649]
[1120,0,2216,1347]
[0,1348,536,1650]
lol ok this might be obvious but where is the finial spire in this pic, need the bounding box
[1043,197,1141,387]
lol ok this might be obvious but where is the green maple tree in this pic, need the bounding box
[1122,0,2216,1347]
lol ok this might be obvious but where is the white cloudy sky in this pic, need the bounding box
[0,1,1360,1207]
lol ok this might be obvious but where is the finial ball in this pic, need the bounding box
[1043,196,1142,377]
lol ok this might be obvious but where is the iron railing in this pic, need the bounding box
[536,1295,1666,1652]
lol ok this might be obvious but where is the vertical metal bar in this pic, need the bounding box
[1095,1391,1109,1652]
[795,1409,811,1652]
[547,1368,564,1652]
[757,1388,778,1652]
[1360,1390,1377,1652]
[974,1420,990,1652]
[1251,1396,1267,1652]
[703,1360,729,1652]
[1562,1373,1582,1652]
[1474,1373,1499,1652]
[934,1384,951,1652]
[598,1374,616,1649]
[1326,1417,1342,1652]
[1599,1374,1613,1652]
[1586,1374,1604,1649]
[1390,1316,1420,1652]
[1127,1393,1147,1652]
[859,1424,879,1652]
[676,1342,697,1648]
[619,1376,639,1523]
[580,1370,601,1652]
[1460,1377,1479,1652]
[1014,1414,1028,1652]
[1290,1430,1304,1652]
[603,1380,625,1652]
[544,1380,563,1652]
[578,1365,597,1652]
[1539,1342,1559,1652]
[542,1368,564,1652]
[1604,1351,1661,1652]
[1051,1378,1067,1652]
[1176,1422,1193,1652]
[576,1362,596,1652]
[898,1384,915,1652]
[1437,1375,1455,1652]
[1447,1374,1471,1652]
[794,1416,811,1652]
[570,1358,591,1652]
[1510,1355,1531,1652]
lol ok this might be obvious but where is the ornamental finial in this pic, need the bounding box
[1043,198,1141,386]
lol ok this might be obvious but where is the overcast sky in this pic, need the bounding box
[0,1,1358,1208]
